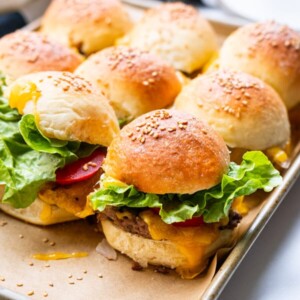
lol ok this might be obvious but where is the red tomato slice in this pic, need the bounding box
[55,148,106,185]
[150,208,204,227]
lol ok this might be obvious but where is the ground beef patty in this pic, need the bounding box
[98,207,242,238]
[98,206,151,239]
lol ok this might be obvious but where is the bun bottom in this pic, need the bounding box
[101,219,234,277]
[0,198,78,225]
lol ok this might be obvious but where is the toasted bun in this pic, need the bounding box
[75,46,181,119]
[117,2,218,73]
[174,69,290,150]
[104,109,230,194]
[7,71,120,146]
[218,21,300,109]
[40,0,133,55]
[0,199,78,225]
[101,219,233,277]
[0,30,83,82]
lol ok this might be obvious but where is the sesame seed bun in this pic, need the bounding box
[7,71,120,146]
[75,46,182,120]
[0,30,83,82]
[218,21,300,110]
[40,0,133,55]
[117,2,218,74]
[103,109,230,194]
[174,69,290,150]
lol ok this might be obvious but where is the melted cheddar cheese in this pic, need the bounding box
[33,252,88,260]
[9,82,40,114]
[140,210,219,279]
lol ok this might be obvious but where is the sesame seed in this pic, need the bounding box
[153,133,159,139]
[83,270,88,274]
[98,274,103,278]
[137,122,146,128]
[27,291,34,296]
[44,264,50,268]
[242,100,248,106]
[68,281,75,285]
[49,283,54,287]
[19,234,24,239]
[142,81,149,86]
[140,137,145,144]
[152,71,158,76]
[43,238,49,243]
[29,262,34,266]
[160,127,166,131]
[0,276,5,282]
[50,242,56,246]
[43,292,48,298]
[17,283,23,287]
[0,221,7,227]
[131,136,137,141]
[167,127,176,132]
[127,132,133,138]
[76,277,83,281]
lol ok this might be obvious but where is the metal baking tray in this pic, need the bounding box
[1,2,299,299]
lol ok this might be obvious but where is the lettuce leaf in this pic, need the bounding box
[0,106,98,207]
[90,151,282,224]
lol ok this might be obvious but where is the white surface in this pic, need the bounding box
[220,177,300,300]
[220,0,300,30]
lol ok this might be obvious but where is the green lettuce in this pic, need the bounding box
[90,151,282,224]
[0,101,98,207]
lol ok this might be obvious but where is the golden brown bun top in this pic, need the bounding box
[117,2,218,73]
[0,30,83,82]
[75,46,181,119]
[104,109,230,194]
[8,71,119,146]
[218,21,300,109]
[40,0,133,55]
[174,69,290,150]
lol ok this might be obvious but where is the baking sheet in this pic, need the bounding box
[1,3,300,300]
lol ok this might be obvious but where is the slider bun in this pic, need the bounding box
[40,0,133,55]
[174,69,290,150]
[8,71,119,146]
[0,200,78,225]
[104,109,230,194]
[0,30,82,83]
[117,2,218,73]
[75,46,181,119]
[101,219,233,278]
[218,21,300,109]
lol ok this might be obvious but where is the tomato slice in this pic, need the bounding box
[55,148,106,185]
[150,208,204,227]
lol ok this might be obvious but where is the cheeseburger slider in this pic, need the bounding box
[217,21,300,110]
[75,46,181,123]
[117,2,218,74]
[0,71,119,225]
[0,30,83,83]
[174,69,290,165]
[40,0,133,55]
[90,109,281,278]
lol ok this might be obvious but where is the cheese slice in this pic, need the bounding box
[140,210,219,279]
